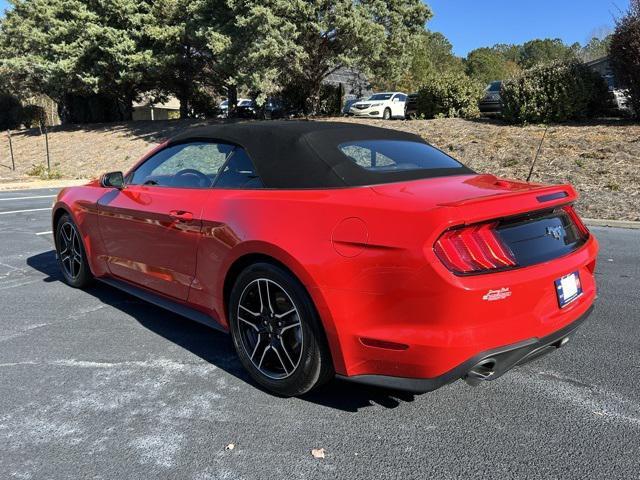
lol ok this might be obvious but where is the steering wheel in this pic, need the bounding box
[172,168,211,188]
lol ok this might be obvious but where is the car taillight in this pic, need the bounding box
[434,222,516,274]
[562,205,589,238]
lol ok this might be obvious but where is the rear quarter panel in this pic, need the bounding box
[192,176,597,377]
[190,185,455,373]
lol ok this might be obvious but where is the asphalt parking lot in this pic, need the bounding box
[0,187,639,479]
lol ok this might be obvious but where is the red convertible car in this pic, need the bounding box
[53,121,598,396]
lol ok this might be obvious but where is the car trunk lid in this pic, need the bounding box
[371,174,589,273]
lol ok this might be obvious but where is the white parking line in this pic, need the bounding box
[36,231,53,236]
[0,207,52,215]
[0,195,56,201]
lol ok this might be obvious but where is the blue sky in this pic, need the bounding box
[428,0,630,56]
[0,0,631,57]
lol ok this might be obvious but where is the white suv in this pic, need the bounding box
[349,92,408,119]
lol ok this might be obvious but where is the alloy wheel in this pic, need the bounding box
[236,278,303,380]
[58,222,83,280]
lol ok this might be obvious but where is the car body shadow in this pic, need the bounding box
[27,249,420,412]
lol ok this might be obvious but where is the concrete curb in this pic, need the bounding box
[0,179,90,191]
[584,218,640,230]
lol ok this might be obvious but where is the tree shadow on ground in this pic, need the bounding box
[26,249,420,412]
[13,118,217,142]
[10,116,319,143]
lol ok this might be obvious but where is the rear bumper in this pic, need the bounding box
[479,101,502,113]
[337,304,593,393]
[318,228,598,381]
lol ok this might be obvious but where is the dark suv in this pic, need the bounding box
[479,81,503,115]
[404,93,419,119]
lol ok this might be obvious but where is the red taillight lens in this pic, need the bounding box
[434,222,516,274]
[563,205,589,238]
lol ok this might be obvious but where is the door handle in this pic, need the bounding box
[169,210,193,222]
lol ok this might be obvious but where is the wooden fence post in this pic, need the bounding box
[7,129,15,171]
[42,121,51,174]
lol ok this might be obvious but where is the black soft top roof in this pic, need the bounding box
[168,120,472,188]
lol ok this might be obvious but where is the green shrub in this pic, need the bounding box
[26,163,62,179]
[609,0,640,118]
[416,74,484,119]
[167,110,181,120]
[26,164,43,177]
[501,60,611,124]
[21,104,46,128]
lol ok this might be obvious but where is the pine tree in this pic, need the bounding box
[0,0,152,122]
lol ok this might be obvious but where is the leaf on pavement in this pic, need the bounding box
[311,448,325,459]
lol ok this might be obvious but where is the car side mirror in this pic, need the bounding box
[392,98,399,103]
[101,171,125,189]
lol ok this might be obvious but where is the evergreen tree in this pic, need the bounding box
[466,47,520,85]
[518,38,579,69]
[143,0,235,117]
[0,0,152,122]
[610,0,640,117]
[234,0,432,112]
[394,31,464,93]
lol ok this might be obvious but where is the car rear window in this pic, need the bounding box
[338,140,465,172]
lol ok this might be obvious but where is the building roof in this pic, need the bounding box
[167,121,472,188]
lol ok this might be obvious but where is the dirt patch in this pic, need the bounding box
[1,117,638,220]
[0,120,205,185]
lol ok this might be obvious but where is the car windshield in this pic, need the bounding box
[338,140,465,172]
[220,100,228,107]
[487,82,502,92]
[239,100,253,106]
[368,93,393,101]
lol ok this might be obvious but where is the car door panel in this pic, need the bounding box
[96,141,235,300]
[97,186,209,300]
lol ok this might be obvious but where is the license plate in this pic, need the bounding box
[555,271,582,308]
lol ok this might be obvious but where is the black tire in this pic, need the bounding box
[383,107,391,120]
[229,262,333,396]
[55,213,93,288]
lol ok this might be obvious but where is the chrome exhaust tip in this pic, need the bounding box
[464,359,497,386]
[551,336,570,349]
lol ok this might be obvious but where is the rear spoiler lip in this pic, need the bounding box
[436,184,577,208]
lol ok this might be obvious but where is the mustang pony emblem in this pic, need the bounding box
[546,225,564,240]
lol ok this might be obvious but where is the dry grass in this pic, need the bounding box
[0,120,204,182]
[1,117,638,220]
